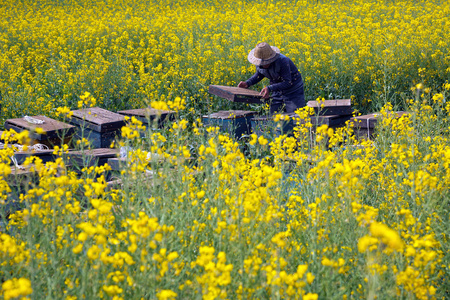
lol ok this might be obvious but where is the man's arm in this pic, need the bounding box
[267,60,295,92]
[245,70,264,87]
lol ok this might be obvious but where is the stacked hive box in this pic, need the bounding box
[202,110,258,139]
[251,99,354,138]
[4,115,76,164]
[207,85,262,138]
[350,111,410,140]
[69,107,126,148]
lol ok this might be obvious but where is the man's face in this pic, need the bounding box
[260,63,271,69]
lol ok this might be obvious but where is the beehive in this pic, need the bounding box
[67,148,119,168]
[251,115,295,137]
[202,110,258,139]
[69,107,126,148]
[4,115,75,147]
[350,111,410,139]
[307,99,353,116]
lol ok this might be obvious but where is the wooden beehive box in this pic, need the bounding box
[350,111,410,139]
[69,107,126,148]
[208,85,263,103]
[251,115,296,137]
[13,149,57,165]
[67,148,119,168]
[203,110,258,139]
[350,113,379,130]
[4,115,75,147]
[307,99,353,116]
[306,114,353,127]
[251,113,352,138]
[117,108,175,127]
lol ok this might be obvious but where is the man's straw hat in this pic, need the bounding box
[247,42,280,66]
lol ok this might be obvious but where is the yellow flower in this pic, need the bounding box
[156,289,177,300]
[2,278,33,300]
[303,293,318,300]
[72,244,83,254]
[258,135,268,146]
[35,127,46,135]
[306,272,315,284]
[249,133,258,146]
[87,245,101,260]
[102,285,123,296]
[357,236,378,253]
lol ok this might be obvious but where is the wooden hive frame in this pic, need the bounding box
[208,85,263,103]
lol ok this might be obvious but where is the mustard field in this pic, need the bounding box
[1,0,450,120]
[1,0,450,299]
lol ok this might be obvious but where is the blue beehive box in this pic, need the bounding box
[69,107,126,148]
[251,114,295,137]
[202,110,257,139]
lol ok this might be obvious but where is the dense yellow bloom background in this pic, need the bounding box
[1,0,449,122]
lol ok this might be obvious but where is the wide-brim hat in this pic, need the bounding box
[248,42,281,66]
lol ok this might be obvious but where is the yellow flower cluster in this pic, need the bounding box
[1,278,33,300]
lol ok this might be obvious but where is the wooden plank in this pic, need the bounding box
[69,148,119,158]
[307,99,351,107]
[4,122,73,147]
[70,107,126,132]
[208,85,263,103]
[202,110,258,120]
[14,149,57,164]
[9,164,37,176]
[117,108,176,125]
[307,99,352,116]
[67,148,119,167]
[350,113,379,129]
[4,115,75,139]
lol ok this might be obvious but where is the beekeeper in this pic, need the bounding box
[238,42,305,114]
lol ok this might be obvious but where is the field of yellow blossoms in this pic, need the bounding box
[1,0,450,299]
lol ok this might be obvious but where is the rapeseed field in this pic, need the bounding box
[1,0,450,299]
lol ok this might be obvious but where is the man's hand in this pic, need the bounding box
[260,86,270,99]
[238,81,248,88]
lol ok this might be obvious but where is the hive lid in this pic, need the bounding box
[5,115,75,139]
[70,107,126,132]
